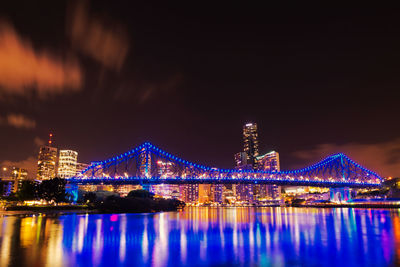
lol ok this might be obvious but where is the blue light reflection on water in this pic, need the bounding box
[0,207,399,266]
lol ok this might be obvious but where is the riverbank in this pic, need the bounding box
[4,204,92,212]
[2,196,186,214]
[3,202,400,214]
[296,203,400,209]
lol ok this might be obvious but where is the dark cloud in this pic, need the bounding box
[0,113,36,129]
[0,22,82,97]
[67,1,129,71]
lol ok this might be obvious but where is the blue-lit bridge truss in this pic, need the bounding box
[69,142,382,188]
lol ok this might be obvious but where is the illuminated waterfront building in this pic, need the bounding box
[257,151,281,199]
[37,135,57,180]
[58,150,78,178]
[151,184,179,198]
[171,189,180,199]
[235,184,254,202]
[222,184,237,203]
[198,184,211,203]
[179,184,198,203]
[210,184,224,203]
[187,184,199,203]
[243,123,259,169]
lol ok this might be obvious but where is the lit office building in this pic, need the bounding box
[11,167,28,180]
[198,184,211,203]
[0,167,26,195]
[257,151,281,199]
[235,184,254,203]
[58,150,78,178]
[257,151,280,172]
[11,167,27,193]
[37,135,58,180]
[243,123,259,169]
[210,184,224,203]
[187,184,199,203]
[179,184,199,203]
[234,152,250,169]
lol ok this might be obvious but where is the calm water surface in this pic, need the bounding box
[0,207,399,267]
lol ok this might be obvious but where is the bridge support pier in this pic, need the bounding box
[330,187,352,203]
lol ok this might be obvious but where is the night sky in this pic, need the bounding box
[0,1,400,177]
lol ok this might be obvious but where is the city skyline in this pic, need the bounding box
[0,3,399,266]
[0,2,399,178]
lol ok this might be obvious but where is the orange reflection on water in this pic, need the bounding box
[392,214,400,265]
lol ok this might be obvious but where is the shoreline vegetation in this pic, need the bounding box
[3,189,186,213]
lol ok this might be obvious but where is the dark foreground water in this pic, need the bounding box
[0,207,399,267]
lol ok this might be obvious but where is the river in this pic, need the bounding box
[0,207,399,266]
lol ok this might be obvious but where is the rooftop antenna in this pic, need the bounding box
[48,133,53,146]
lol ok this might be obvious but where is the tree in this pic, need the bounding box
[83,192,97,203]
[16,180,38,200]
[38,178,67,203]
[127,189,154,199]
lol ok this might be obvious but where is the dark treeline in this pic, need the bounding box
[1,178,68,203]
[1,178,185,213]
[92,189,186,213]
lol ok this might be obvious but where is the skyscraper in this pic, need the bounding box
[58,150,78,178]
[234,152,249,169]
[243,123,259,169]
[257,151,281,199]
[37,134,57,180]
[257,151,280,172]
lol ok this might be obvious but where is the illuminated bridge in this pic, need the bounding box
[68,142,382,188]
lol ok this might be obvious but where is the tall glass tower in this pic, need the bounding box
[243,122,259,169]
